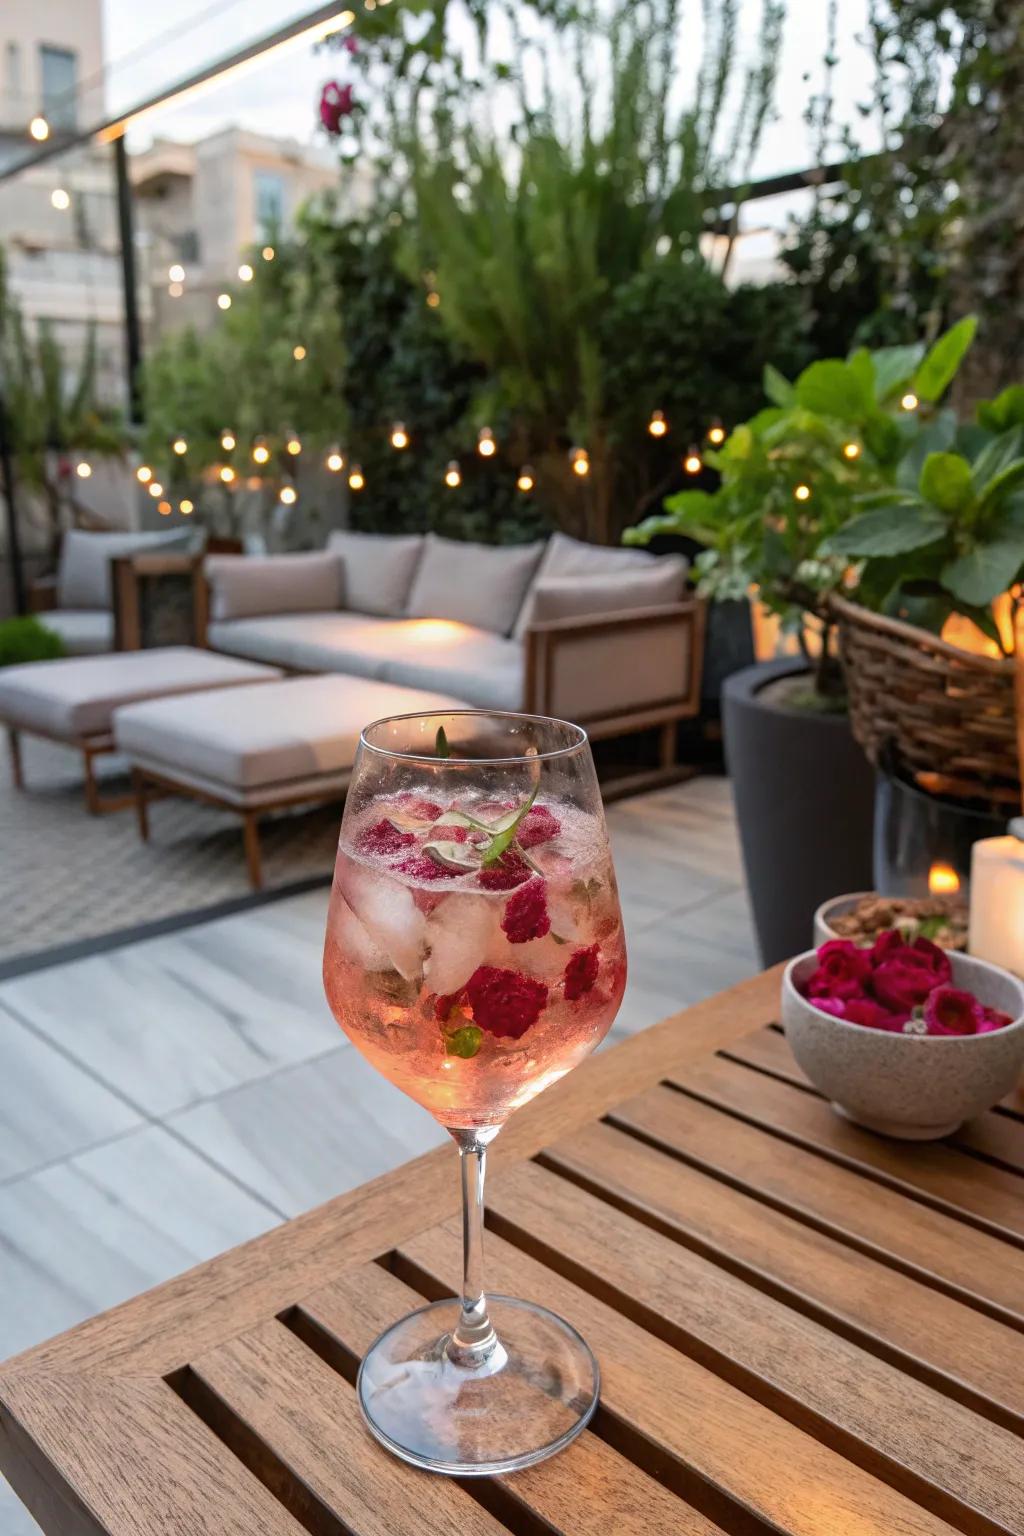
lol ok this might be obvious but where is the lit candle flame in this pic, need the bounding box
[928,862,961,896]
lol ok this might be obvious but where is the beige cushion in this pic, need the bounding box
[527,562,687,626]
[115,674,468,791]
[541,611,695,722]
[0,646,281,739]
[57,529,195,610]
[325,530,424,616]
[37,608,115,656]
[205,553,343,622]
[514,532,657,637]
[405,534,544,635]
[209,612,524,711]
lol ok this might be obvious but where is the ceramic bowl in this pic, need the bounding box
[812,892,873,948]
[781,949,1024,1139]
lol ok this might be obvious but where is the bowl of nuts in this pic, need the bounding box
[813,891,968,953]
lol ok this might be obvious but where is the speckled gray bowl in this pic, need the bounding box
[782,950,1024,1139]
[812,893,874,948]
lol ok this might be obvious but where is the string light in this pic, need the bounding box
[842,441,862,460]
[707,420,726,446]
[136,465,153,484]
[29,116,50,142]
[444,460,462,488]
[348,465,365,491]
[252,437,270,465]
[75,461,92,479]
[477,427,496,458]
[50,188,70,211]
[157,500,172,516]
[238,263,254,282]
[571,446,590,478]
[426,290,441,309]
[292,344,307,361]
[220,429,236,452]
[148,482,164,497]
[516,466,535,493]
[683,448,702,475]
[180,499,194,515]
[168,264,185,283]
[900,392,919,412]
[326,447,345,472]
[793,482,812,502]
[217,293,232,310]
[220,465,237,484]
[648,409,668,438]
[172,436,187,455]
[279,484,298,505]
[168,282,183,298]
[262,245,275,261]
[390,422,409,450]
[285,432,301,455]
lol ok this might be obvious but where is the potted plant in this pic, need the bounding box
[624,318,992,964]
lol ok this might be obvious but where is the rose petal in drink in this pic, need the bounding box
[331,895,391,970]
[424,893,500,997]
[338,858,426,981]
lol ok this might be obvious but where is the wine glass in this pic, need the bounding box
[322,710,627,1474]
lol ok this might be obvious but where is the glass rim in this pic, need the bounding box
[359,709,589,766]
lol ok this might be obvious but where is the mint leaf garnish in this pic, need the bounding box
[446,1024,483,1058]
[436,726,450,758]
[479,787,537,867]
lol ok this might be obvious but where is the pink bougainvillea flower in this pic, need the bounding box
[806,940,872,1000]
[871,955,939,1013]
[923,986,984,1036]
[869,929,905,964]
[809,996,848,1019]
[978,1005,1014,1033]
[843,998,909,1031]
[908,936,952,985]
[320,80,355,136]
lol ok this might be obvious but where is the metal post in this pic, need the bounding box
[113,134,143,424]
[0,389,26,616]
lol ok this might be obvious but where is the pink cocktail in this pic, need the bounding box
[322,711,627,1477]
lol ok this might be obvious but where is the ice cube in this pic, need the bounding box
[338,858,426,981]
[331,896,391,971]
[423,893,499,997]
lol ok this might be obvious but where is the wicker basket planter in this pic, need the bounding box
[831,594,1021,809]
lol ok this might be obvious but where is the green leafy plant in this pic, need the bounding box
[624,315,1024,695]
[0,615,65,667]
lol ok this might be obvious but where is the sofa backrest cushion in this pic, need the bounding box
[404,534,545,635]
[526,560,688,626]
[325,530,424,617]
[57,529,195,610]
[513,531,657,637]
[205,552,344,622]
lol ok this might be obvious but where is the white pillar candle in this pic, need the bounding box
[969,825,1024,978]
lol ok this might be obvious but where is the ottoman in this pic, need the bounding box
[0,647,282,813]
[114,674,468,888]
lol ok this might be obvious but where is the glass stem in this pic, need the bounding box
[448,1128,500,1367]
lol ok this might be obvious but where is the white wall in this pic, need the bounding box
[0,0,105,134]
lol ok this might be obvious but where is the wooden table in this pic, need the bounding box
[3,966,1023,1536]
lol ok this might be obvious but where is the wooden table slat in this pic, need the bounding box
[666,1054,1024,1241]
[399,1219,964,1536]
[610,1084,1024,1324]
[543,1117,1024,1427]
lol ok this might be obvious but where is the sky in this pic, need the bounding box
[98,0,880,211]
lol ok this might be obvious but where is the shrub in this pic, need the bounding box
[0,615,66,667]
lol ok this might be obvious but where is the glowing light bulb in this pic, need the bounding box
[252,438,270,465]
[707,421,726,446]
[157,500,172,516]
[348,465,365,491]
[75,461,92,479]
[426,290,441,309]
[477,427,496,458]
[168,264,185,283]
[285,434,301,455]
[390,423,409,450]
[220,430,236,452]
[279,484,297,505]
[900,392,919,412]
[220,465,236,484]
[168,282,183,298]
[444,460,462,488]
[217,293,232,310]
[148,482,164,497]
[793,482,812,502]
[136,465,153,484]
[238,263,254,282]
[683,450,702,475]
[180,499,194,515]
[172,436,187,455]
[262,245,275,261]
[516,466,535,493]
[326,448,344,472]
[29,116,49,142]
[842,441,862,460]
[292,344,306,361]
[648,409,668,438]
[50,188,70,211]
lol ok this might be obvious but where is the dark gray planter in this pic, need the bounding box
[723,659,875,966]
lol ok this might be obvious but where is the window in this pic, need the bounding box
[40,45,77,131]
[253,170,285,239]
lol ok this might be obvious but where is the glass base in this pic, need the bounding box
[356,1295,599,1475]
